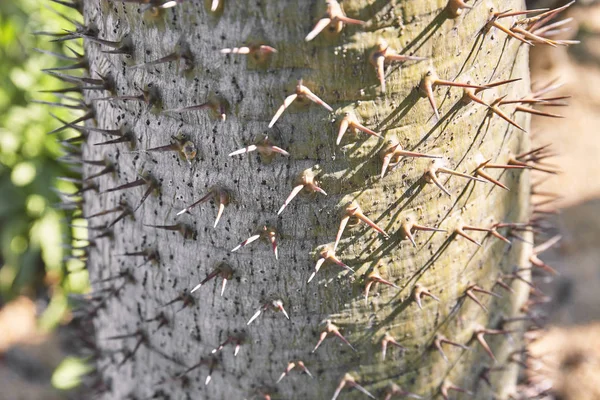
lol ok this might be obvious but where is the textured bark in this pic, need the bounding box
[81,1,531,399]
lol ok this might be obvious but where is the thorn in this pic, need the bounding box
[48,109,95,135]
[471,324,511,362]
[92,268,135,285]
[487,19,533,45]
[296,361,313,378]
[48,113,89,140]
[334,200,388,251]
[220,43,277,65]
[423,160,486,196]
[78,33,133,56]
[34,15,96,42]
[176,356,218,386]
[454,224,482,247]
[94,85,161,110]
[268,79,332,128]
[308,247,353,284]
[384,383,422,400]
[56,181,98,196]
[228,135,289,159]
[118,247,160,266]
[501,313,544,329]
[464,284,501,312]
[130,40,193,73]
[162,291,195,313]
[502,78,569,107]
[276,362,296,383]
[515,143,557,163]
[332,373,375,400]
[399,216,446,247]
[508,147,559,174]
[432,334,469,362]
[477,366,493,387]
[278,168,327,215]
[211,332,245,356]
[36,6,95,40]
[145,223,195,240]
[462,89,527,132]
[440,380,472,400]
[336,112,382,145]
[84,162,116,181]
[510,25,558,46]
[44,70,112,92]
[380,139,441,178]
[492,8,549,20]
[515,1,576,34]
[529,235,561,274]
[220,43,277,55]
[247,298,289,325]
[507,350,530,368]
[165,95,229,121]
[276,360,312,383]
[191,262,233,296]
[109,330,148,366]
[38,86,82,95]
[93,129,136,148]
[103,173,159,212]
[446,0,473,19]
[365,269,398,305]
[231,225,279,259]
[370,39,426,92]
[473,159,526,190]
[488,97,528,132]
[483,7,540,43]
[477,78,523,94]
[32,97,89,110]
[312,320,356,353]
[177,186,231,228]
[412,283,440,310]
[145,312,169,332]
[61,156,103,167]
[515,104,564,118]
[134,136,194,160]
[125,0,178,15]
[381,332,405,360]
[463,223,511,244]
[493,274,515,294]
[420,70,488,119]
[305,0,365,42]
[89,203,134,228]
[209,0,221,12]
[529,22,579,46]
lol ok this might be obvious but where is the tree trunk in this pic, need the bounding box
[74,0,532,398]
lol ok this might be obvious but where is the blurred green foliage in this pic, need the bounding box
[0,0,89,332]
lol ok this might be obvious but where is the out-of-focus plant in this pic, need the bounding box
[0,0,89,331]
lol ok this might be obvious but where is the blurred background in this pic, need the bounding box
[0,1,91,398]
[0,0,598,399]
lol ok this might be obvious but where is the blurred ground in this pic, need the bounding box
[0,297,64,400]
[0,1,599,399]
[526,2,600,398]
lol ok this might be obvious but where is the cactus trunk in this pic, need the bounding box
[79,1,532,398]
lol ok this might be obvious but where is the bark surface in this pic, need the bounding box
[82,1,532,399]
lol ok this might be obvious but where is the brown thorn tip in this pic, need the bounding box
[269,80,332,128]
[412,283,440,310]
[305,1,365,42]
